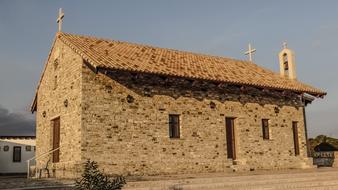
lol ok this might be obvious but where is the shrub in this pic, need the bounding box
[75,160,126,190]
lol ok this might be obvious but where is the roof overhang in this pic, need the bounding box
[30,94,37,113]
[30,32,327,113]
[30,33,60,113]
[302,93,316,106]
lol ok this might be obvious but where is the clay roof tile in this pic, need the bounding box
[58,32,326,97]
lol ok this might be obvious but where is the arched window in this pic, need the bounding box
[283,53,289,76]
[283,53,289,70]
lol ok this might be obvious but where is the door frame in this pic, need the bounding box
[292,121,300,156]
[225,117,236,160]
[51,117,60,163]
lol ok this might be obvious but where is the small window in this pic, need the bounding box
[169,114,180,138]
[53,75,58,90]
[283,53,289,74]
[13,146,21,162]
[26,146,32,151]
[284,61,289,71]
[4,145,9,152]
[262,119,270,140]
[53,58,59,70]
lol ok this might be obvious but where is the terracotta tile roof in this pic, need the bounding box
[58,32,326,97]
[0,136,36,140]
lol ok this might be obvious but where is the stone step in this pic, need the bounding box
[124,170,338,190]
[125,178,338,190]
[209,183,338,190]
[126,171,338,187]
[181,178,338,190]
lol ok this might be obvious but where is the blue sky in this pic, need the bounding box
[0,0,337,137]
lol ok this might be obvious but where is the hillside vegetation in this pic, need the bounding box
[308,135,338,155]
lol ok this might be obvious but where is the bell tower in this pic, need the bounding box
[278,42,297,80]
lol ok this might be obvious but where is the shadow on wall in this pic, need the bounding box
[98,69,304,109]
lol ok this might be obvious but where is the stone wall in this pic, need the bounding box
[36,38,313,178]
[35,39,83,178]
[333,152,338,168]
[81,66,312,176]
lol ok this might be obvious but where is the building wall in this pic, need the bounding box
[0,138,35,174]
[35,39,83,177]
[35,38,313,178]
[81,66,312,176]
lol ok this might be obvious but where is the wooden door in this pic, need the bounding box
[292,122,300,156]
[52,117,60,163]
[226,118,236,160]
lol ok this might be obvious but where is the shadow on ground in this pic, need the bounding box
[0,176,74,190]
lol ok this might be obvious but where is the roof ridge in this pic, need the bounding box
[59,32,256,64]
[59,32,288,80]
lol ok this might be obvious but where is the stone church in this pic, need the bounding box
[31,31,326,178]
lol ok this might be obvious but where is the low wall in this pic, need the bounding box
[333,152,338,168]
[313,151,338,167]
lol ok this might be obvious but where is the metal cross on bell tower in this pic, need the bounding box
[244,43,256,62]
[56,8,65,32]
[283,42,288,49]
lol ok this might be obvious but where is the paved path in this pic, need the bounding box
[124,168,338,190]
[1,168,338,189]
[0,176,74,190]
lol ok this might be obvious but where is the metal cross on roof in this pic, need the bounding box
[283,42,288,49]
[56,8,65,32]
[244,43,256,62]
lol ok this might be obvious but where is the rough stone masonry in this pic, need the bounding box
[32,33,325,178]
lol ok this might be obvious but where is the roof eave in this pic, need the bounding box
[30,33,60,114]
[59,32,327,101]
[30,94,37,113]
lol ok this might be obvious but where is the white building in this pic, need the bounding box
[0,136,36,174]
